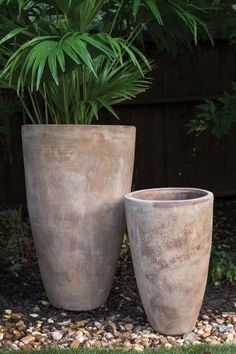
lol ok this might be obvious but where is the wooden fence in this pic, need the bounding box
[1,40,236,205]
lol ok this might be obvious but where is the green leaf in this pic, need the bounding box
[0,27,25,45]
[133,0,141,18]
[97,97,119,119]
[145,0,163,25]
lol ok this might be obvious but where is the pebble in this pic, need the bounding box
[4,310,12,315]
[165,343,172,348]
[133,344,144,351]
[0,307,235,350]
[226,333,234,342]
[183,332,197,343]
[125,323,133,331]
[205,324,212,332]
[21,335,35,344]
[51,330,63,341]
[193,340,202,345]
[94,322,101,328]
[12,313,22,320]
[70,339,81,348]
[216,318,224,324]
[75,334,86,343]
[40,300,50,306]
[219,325,228,333]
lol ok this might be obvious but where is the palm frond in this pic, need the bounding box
[1,30,151,95]
[39,56,152,124]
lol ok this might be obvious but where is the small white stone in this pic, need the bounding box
[30,314,39,318]
[40,300,50,306]
[94,322,101,328]
[176,339,185,345]
[47,318,54,323]
[183,333,197,343]
[197,329,205,336]
[32,306,40,312]
[52,330,63,341]
[227,324,234,329]
[226,333,234,342]
[133,344,144,351]
[211,322,218,327]
[32,331,42,336]
[58,320,71,326]
[21,335,35,344]
[165,343,172,349]
[219,325,228,333]
[105,333,113,339]
[75,335,86,343]
[133,326,142,333]
[10,343,19,349]
[26,326,34,333]
[124,340,132,347]
[5,309,12,315]
[216,318,224,324]
[125,323,133,331]
[205,325,212,333]
[0,333,4,341]
[193,340,202,345]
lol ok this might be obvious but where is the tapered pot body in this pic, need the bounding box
[125,188,214,335]
[22,124,136,311]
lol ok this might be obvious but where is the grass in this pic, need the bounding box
[1,345,236,353]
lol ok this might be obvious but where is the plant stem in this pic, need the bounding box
[82,66,87,124]
[43,83,49,124]
[109,0,125,35]
[18,96,35,124]
[62,74,69,124]
[27,89,41,124]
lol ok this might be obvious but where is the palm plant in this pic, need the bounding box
[0,0,213,124]
[101,0,215,55]
[0,0,152,124]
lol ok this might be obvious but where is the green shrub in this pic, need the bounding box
[209,247,236,284]
[0,208,34,275]
[187,82,236,138]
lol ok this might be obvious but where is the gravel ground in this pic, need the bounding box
[0,198,235,351]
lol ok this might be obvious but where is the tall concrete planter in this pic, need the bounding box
[125,187,214,335]
[22,124,136,311]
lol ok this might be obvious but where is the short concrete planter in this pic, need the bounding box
[125,187,214,335]
[22,124,136,311]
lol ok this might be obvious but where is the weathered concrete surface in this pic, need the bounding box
[125,188,214,335]
[22,125,136,311]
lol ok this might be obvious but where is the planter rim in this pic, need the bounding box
[22,124,136,137]
[22,124,135,128]
[125,187,213,205]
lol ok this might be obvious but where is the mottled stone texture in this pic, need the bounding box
[22,125,136,311]
[125,188,214,335]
